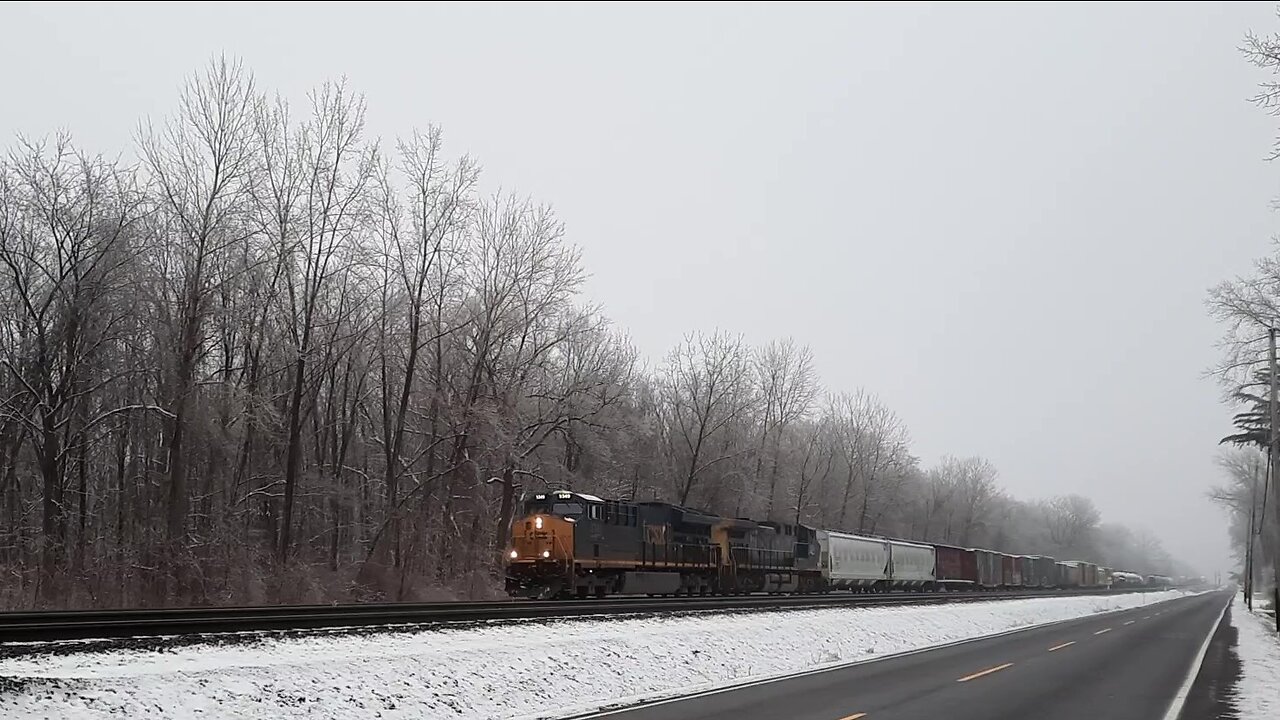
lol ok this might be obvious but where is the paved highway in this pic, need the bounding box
[578,590,1231,720]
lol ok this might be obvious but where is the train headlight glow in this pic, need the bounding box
[509,550,518,559]
[535,516,543,529]
[542,550,551,558]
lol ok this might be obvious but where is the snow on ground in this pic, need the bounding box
[0,590,1195,720]
[1231,594,1280,720]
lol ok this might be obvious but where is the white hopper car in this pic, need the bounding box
[821,530,937,591]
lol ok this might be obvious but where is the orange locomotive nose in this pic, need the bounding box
[505,513,576,598]
[509,514,575,562]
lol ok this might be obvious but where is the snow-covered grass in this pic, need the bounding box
[0,590,1195,720]
[1231,594,1280,719]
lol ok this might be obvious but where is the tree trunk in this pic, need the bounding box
[497,462,517,549]
[75,434,88,572]
[857,475,873,533]
[38,412,63,596]
[765,433,785,519]
[114,416,129,570]
[837,466,856,529]
[166,402,189,548]
[279,354,307,563]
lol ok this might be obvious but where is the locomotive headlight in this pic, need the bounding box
[535,516,543,529]
[542,550,551,558]
[509,550,518,559]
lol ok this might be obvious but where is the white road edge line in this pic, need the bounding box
[566,592,1205,720]
[1160,596,1229,720]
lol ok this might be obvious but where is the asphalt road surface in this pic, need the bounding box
[578,590,1231,720]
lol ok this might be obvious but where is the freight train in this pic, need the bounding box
[503,491,1144,599]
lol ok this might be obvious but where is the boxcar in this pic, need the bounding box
[1018,556,1035,588]
[1000,554,1021,588]
[1029,555,1059,588]
[1074,562,1097,588]
[1057,561,1080,587]
[975,549,1002,589]
[825,531,891,590]
[934,544,978,590]
[888,539,936,590]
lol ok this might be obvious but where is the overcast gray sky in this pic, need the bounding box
[3,1,1277,575]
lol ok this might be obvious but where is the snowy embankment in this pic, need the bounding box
[1231,594,1280,719]
[1,590,1193,720]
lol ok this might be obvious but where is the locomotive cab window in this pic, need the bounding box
[554,502,584,518]
[522,498,584,519]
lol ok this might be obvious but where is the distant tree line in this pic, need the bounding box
[0,58,1173,609]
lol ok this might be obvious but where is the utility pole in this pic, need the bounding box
[1246,464,1256,609]
[1270,326,1279,631]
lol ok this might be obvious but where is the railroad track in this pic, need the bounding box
[0,587,1163,643]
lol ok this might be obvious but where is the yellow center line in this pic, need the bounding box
[1048,641,1076,652]
[1123,620,1135,626]
[836,715,867,720]
[1094,628,1112,635]
[957,662,1014,682]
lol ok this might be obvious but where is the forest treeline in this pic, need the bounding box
[0,59,1174,609]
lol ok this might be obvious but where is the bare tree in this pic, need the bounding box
[0,136,145,597]
[950,457,999,546]
[791,416,837,524]
[751,339,818,518]
[827,390,912,531]
[138,56,259,562]
[369,127,478,571]
[658,331,754,507]
[1044,494,1101,555]
[276,81,378,562]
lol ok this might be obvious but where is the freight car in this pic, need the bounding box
[1001,554,1021,587]
[1111,570,1144,586]
[1017,556,1034,588]
[824,531,892,591]
[975,549,1002,589]
[1060,561,1102,588]
[1057,561,1080,587]
[934,544,978,590]
[1027,556,1060,588]
[887,538,936,590]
